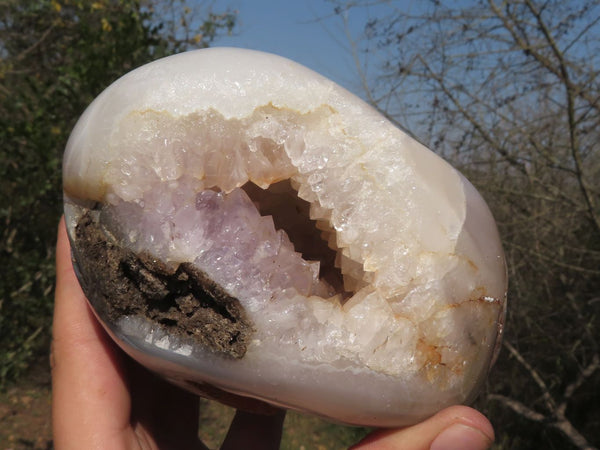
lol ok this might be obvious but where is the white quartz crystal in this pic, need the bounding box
[63,47,507,426]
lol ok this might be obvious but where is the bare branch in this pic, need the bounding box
[489,391,598,450]
[553,420,597,450]
[504,340,557,413]
[15,22,56,61]
[415,54,530,174]
[523,0,600,234]
[488,394,546,422]
[559,353,600,416]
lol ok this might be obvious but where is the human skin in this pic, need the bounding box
[52,218,494,450]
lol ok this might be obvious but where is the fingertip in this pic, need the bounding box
[434,405,494,443]
[430,422,493,450]
[53,216,92,340]
[351,406,494,450]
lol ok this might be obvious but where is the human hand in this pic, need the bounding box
[52,218,494,449]
[52,217,285,449]
[350,406,494,449]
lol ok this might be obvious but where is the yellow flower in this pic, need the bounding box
[101,17,112,32]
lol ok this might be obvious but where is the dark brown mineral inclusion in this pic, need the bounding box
[72,211,253,358]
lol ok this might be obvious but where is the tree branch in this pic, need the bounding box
[523,0,600,235]
[504,340,557,413]
[415,54,530,174]
[488,394,546,421]
[558,353,600,416]
[16,22,56,62]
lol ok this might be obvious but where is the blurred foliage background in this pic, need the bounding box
[1,0,599,449]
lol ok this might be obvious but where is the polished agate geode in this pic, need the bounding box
[63,47,507,427]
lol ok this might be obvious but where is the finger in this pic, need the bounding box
[350,405,494,450]
[52,217,136,449]
[221,409,286,450]
[126,359,206,450]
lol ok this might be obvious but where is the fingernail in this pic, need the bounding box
[430,423,493,450]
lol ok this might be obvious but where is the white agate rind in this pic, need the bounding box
[63,47,507,427]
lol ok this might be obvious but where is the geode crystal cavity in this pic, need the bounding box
[63,47,507,427]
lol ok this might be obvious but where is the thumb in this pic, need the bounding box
[351,406,494,450]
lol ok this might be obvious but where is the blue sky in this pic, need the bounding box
[208,0,370,95]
